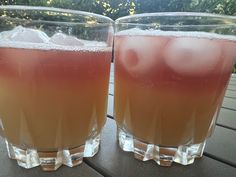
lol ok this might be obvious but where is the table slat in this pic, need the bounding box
[229,82,236,86]
[225,90,236,99]
[107,95,114,117]
[222,97,236,110]
[229,77,236,83]
[231,74,236,79]
[109,83,114,95]
[110,63,114,72]
[205,126,236,166]
[227,85,236,91]
[109,77,114,84]
[217,108,236,130]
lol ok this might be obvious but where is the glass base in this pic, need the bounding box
[4,133,100,171]
[118,127,206,166]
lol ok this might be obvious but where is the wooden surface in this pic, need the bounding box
[0,66,235,177]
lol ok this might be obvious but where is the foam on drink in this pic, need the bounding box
[116,28,236,41]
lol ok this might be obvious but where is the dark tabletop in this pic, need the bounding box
[0,65,235,177]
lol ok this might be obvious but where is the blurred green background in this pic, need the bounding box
[1,0,236,72]
[1,0,236,20]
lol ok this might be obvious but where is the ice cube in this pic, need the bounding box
[0,26,50,43]
[164,37,222,76]
[49,33,84,46]
[117,36,168,77]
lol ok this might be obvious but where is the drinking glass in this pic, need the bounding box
[0,6,113,171]
[114,12,236,166]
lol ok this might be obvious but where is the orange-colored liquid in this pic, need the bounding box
[0,47,111,150]
[114,34,236,146]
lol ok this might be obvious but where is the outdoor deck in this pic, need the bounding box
[0,64,235,177]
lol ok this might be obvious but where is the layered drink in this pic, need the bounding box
[114,28,236,165]
[0,26,112,169]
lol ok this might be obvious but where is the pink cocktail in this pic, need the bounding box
[114,13,236,166]
[0,6,113,171]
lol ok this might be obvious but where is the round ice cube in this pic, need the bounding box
[117,36,168,77]
[6,26,50,43]
[50,33,84,46]
[164,37,222,76]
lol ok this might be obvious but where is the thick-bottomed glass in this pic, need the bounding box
[0,6,113,171]
[114,13,236,166]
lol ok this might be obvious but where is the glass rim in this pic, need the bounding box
[0,5,114,25]
[115,12,236,27]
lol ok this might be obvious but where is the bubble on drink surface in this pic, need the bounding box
[118,35,168,76]
[0,26,50,43]
[49,33,84,46]
[164,37,222,76]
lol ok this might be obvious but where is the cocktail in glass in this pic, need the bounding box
[0,6,113,171]
[114,13,236,166]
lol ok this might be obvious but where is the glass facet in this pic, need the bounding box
[114,12,236,166]
[0,5,113,171]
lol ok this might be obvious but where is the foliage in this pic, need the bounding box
[1,0,236,19]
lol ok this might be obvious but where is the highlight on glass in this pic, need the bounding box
[0,6,113,171]
[114,12,236,166]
